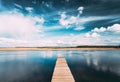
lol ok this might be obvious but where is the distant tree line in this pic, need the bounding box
[76,45,120,48]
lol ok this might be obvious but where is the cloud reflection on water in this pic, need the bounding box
[0,51,56,82]
[66,50,120,80]
[0,50,120,82]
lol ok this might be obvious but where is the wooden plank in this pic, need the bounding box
[51,57,75,82]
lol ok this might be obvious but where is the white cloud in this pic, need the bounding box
[61,12,66,19]
[78,15,120,24]
[0,37,59,47]
[59,6,84,29]
[92,24,120,33]
[59,12,86,29]
[74,26,85,30]
[107,24,120,33]
[59,7,119,30]
[91,32,100,38]
[85,33,91,38]
[50,34,102,46]
[85,32,100,38]
[25,7,33,13]
[92,27,106,32]
[84,24,120,46]
[0,38,27,43]
[0,9,120,47]
[77,6,84,15]
[14,4,23,9]
[59,13,77,28]
[0,13,41,40]
[32,16,45,24]
[0,10,46,43]
[0,30,119,47]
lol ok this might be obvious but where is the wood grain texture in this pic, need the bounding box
[51,57,75,82]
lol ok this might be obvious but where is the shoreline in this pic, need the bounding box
[0,47,120,51]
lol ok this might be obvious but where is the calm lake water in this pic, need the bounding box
[0,50,120,82]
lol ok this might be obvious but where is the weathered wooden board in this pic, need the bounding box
[51,57,75,82]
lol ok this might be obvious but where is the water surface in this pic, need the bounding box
[65,50,120,82]
[0,51,57,82]
[0,50,120,82]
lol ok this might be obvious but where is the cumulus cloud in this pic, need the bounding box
[59,6,84,28]
[53,34,102,46]
[59,13,77,28]
[0,33,104,47]
[84,24,120,45]
[92,27,106,32]
[0,5,120,47]
[59,6,84,29]
[59,6,119,30]
[0,13,41,40]
[85,32,100,38]
[91,32,100,38]
[92,24,120,33]
[85,33,91,38]
[89,24,120,37]
[107,24,120,33]
[0,10,47,47]
[0,13,120,47]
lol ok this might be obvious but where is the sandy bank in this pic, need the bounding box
[0,47,120,51]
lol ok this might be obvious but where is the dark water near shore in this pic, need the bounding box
[0,50,120,82]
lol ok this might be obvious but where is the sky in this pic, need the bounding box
[0,0,120,47]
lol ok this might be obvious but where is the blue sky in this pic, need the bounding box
[0,0,120,47]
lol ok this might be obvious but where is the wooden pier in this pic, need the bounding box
[51,57,75,82]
